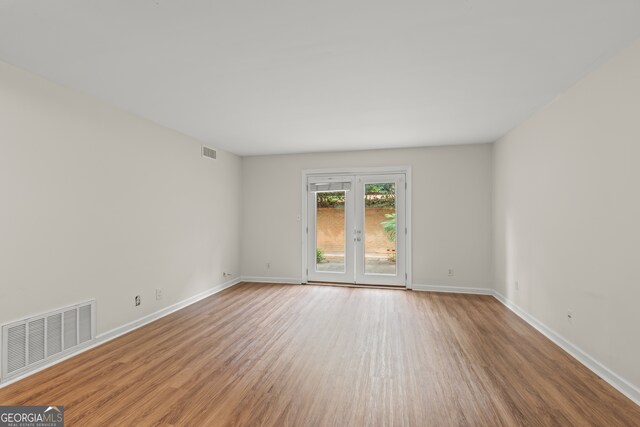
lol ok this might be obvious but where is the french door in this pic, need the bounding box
[306,173,406,286]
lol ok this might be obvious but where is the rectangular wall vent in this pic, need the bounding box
[1,300,96,381]
[202,145,217,160]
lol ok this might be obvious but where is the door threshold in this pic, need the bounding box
[307,281,406,290]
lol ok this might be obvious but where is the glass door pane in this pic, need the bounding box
[355,174,405,286]
[363,183,396,275]
[315,191,345,273]
[307,176,355,284]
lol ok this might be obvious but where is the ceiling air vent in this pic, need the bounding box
[1,300,96,382]
[202,146,217,160]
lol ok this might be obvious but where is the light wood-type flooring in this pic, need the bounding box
[1,282,639,426]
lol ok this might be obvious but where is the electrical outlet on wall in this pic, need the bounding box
[567,310,573,323]
[448,268,454,277]
[135,295,141,306]
[156,289,163,300]
[267,262,271,269]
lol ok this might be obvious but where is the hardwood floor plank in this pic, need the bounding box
[0,283,638,426]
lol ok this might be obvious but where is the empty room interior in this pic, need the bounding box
[1,1,640,426]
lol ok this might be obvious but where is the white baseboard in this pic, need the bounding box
[492,290,640,406]
[0,277,241,389]
[412,284,494,295]
[240,276,302,284]
[95,277,241,343]
[392,283,640,405]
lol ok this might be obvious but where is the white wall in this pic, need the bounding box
[241,144,493,288]
[494,40,640,391]
[0,61,242,335]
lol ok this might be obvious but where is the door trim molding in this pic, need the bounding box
[301,166,412,289]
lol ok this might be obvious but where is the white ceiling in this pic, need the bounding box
[1,1,639,156]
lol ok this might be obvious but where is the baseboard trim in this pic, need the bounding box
[240,276,302,284]
[492,290,640,406]
[396,282,640,405]
[0,277,241,389]
[95,277,242,343]
[412,284,494,295]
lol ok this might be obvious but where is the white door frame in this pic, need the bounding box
[306,175,356,284]
[354,173,406,286]
[301,166,412,289]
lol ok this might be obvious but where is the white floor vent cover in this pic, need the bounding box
[1,300,96,382]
